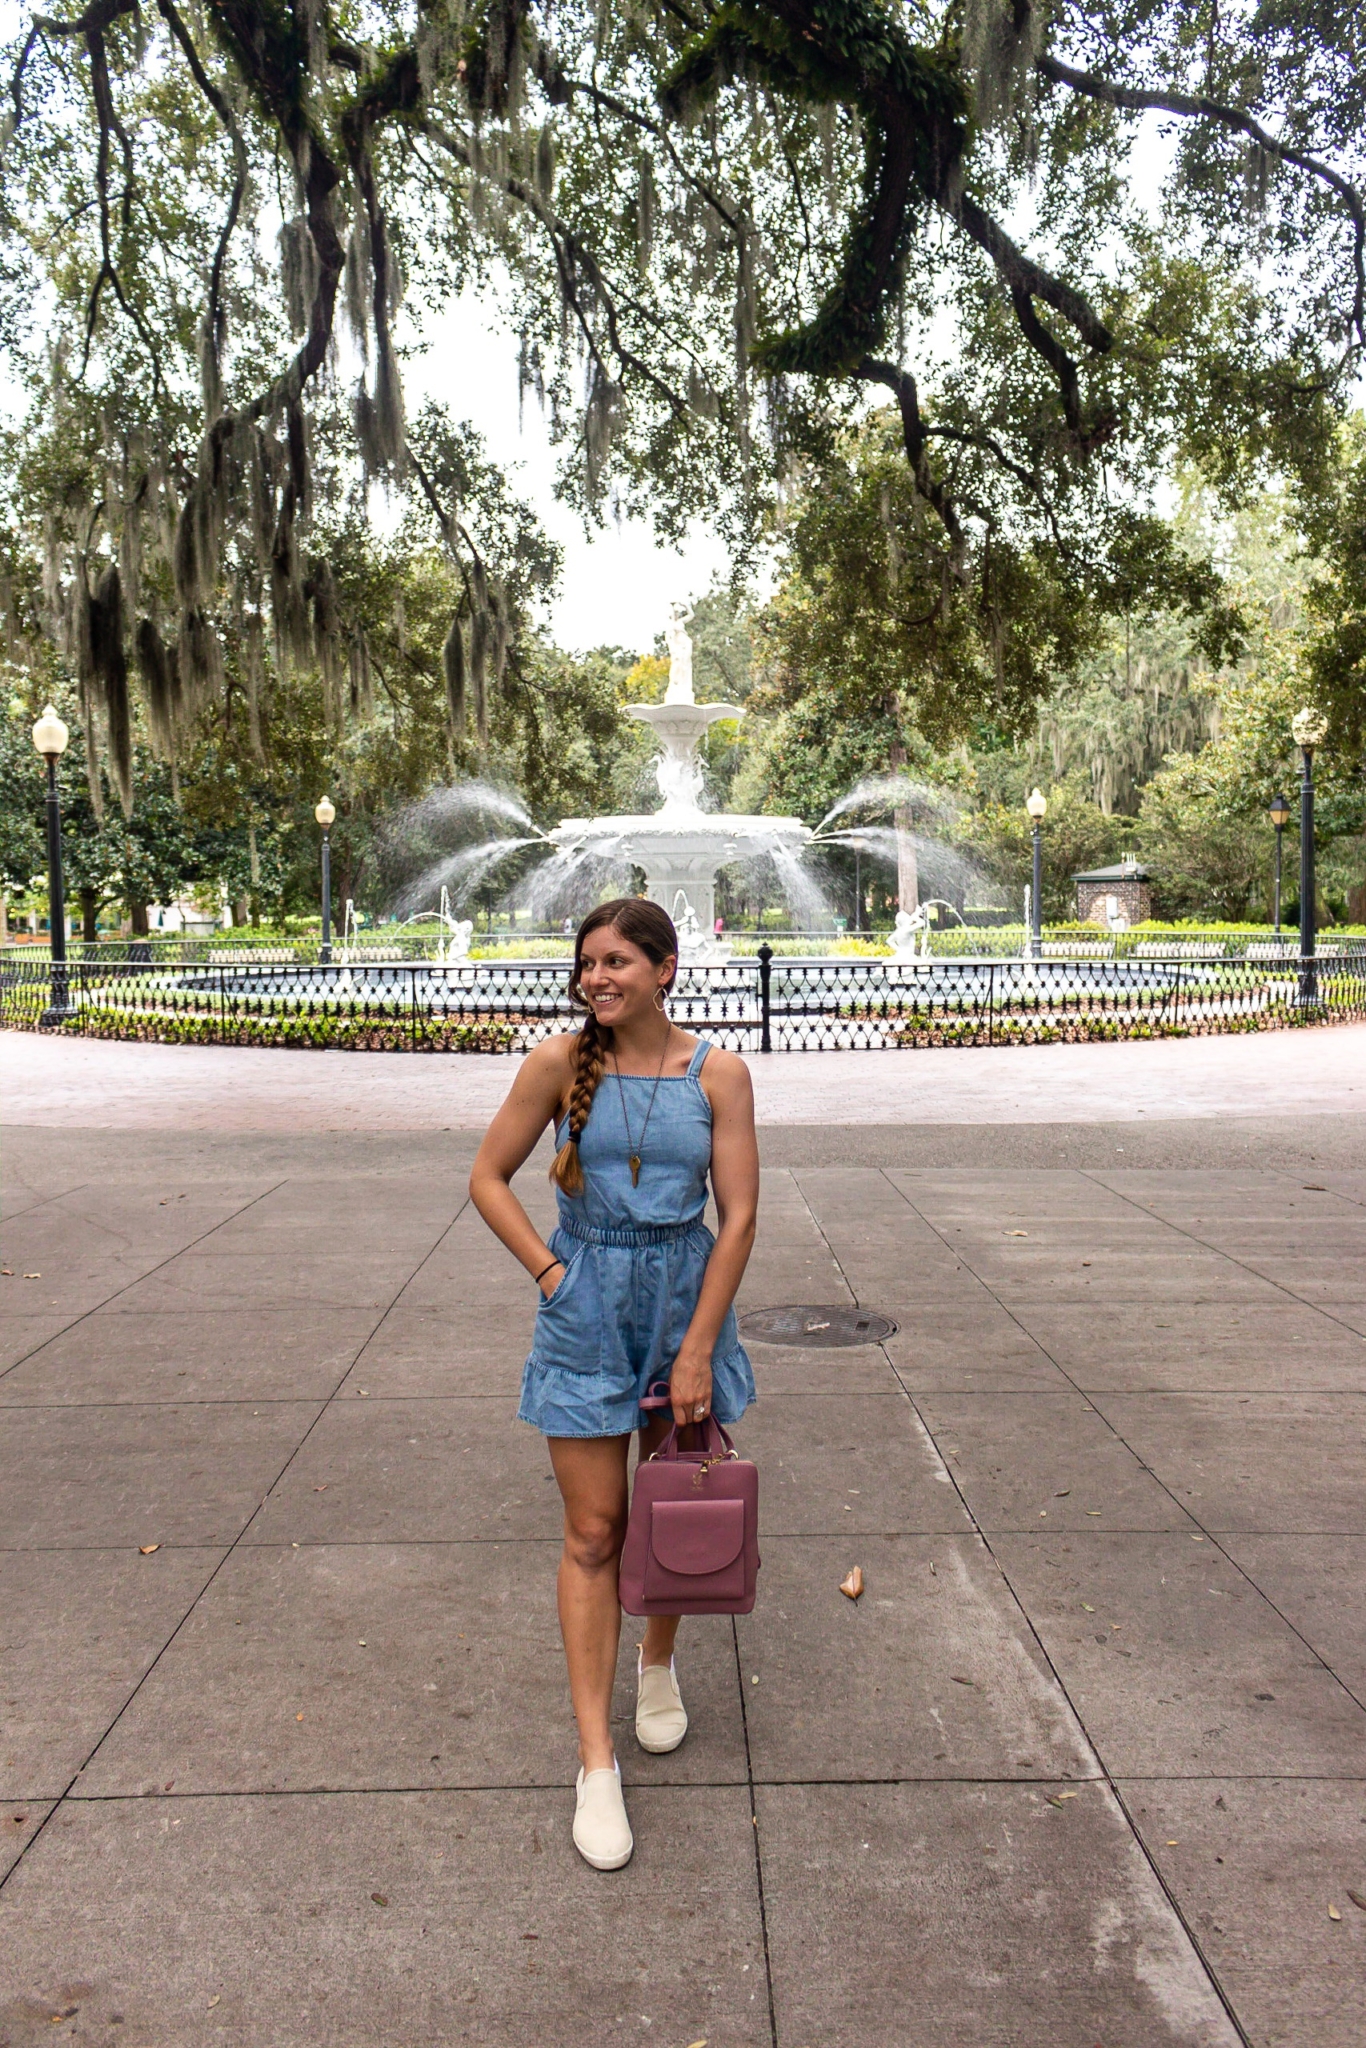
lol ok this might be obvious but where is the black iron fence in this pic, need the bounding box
[5,947,1364,1052]
[6,926,1365,967]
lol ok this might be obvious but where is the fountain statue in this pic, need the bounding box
[548,604,811,945]
[889,906,932,963]
[887,899,969,967]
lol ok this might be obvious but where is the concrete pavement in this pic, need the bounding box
[5,1016,1366,1128]
[1,1037,1365,2044]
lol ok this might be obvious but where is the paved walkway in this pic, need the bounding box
[2,1041,1365,2044]
[4,1017,1365,1127]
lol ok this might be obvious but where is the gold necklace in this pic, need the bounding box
[610,1034,670,1187]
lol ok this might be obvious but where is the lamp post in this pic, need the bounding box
[31,705,72,1022]
[1291,709,1327,1003]
[1025,787,1047,959]
[1268,791,1291,934]
[315,795,336,963]
[850,833,866,936]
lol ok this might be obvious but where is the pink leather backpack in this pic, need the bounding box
[619,1385,760,1616]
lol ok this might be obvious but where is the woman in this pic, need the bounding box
[469,898,758,1870]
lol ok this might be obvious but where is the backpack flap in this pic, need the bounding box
[643,1497,747,1601]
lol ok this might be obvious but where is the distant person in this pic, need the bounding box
[470,898,758,1870]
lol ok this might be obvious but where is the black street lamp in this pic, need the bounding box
[31,704,73,1023]
[1268,791,1291,933]
[315,795,335,964]
[1291,709,1327,1003]
[1025,786,1047,958]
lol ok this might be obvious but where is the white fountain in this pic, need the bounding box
[548,604,812,958]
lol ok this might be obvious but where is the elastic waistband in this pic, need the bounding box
[558,1213,707,1249]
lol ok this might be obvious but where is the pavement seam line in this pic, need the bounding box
[0,1188,472,1898]
[729,1613,779,2048]
[1069,1168,1366,1719]
[0,1175,296,1385]
[867,1166,1255,2048]
[1080,1164,1366,1347]
[40,1766,1366,1804]
[0,1178,91,1226]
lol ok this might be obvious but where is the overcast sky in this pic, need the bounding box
[405,293,736,657]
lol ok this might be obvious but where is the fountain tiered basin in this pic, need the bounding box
[543,610,811,959]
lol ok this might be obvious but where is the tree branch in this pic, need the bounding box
[413,117,692,418]
[853,355,967,575]
[953,193,1113,354]
[1039,51,1366,345]
[155,0,247,420]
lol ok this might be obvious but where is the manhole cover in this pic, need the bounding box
[739,1305,898,1348]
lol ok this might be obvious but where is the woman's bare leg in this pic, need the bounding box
[635,1409,682,1668]
[548,1434,632,1772]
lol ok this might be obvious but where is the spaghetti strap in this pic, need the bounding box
[685,1037,711,1081]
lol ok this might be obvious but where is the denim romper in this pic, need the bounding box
[517,1036,756,1439]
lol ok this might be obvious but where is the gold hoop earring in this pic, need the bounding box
[654,986,668,1012]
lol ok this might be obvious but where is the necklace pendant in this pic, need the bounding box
[629,1154,642,1187]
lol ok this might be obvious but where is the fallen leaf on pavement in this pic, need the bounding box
[207,1996,220,2009]
[950,1675,973,1686]
[138,1545,159,1556]
[1346,1889,1366,1911]
[839,1567,864,1600]
[296,1712,304,1722]
[1004,1230,1028,1237]
[371,1893,388,1907]
[23,1273,41,1280]
[1054,1489,1071,1497]
[1081,1603,1095,1612]
[1328,1904,1342,1921]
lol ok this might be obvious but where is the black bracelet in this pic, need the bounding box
[533,1259,563,1285]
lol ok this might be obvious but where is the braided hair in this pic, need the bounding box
[550,897,679,1195]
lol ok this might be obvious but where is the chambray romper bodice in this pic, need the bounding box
[517,1037,756,1438]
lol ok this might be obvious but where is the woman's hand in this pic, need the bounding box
[539,1260,567,1299]
[668,1342,714,1428]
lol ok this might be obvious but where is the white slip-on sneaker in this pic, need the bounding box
[635,1652,688,1754]
[572,1763,633,1870]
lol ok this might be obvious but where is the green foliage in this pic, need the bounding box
[4,0,1363,790]
[0,699,44,894]
[956,773,1124,920]
[1303,420,1366,757]
[1133,757,1272,921]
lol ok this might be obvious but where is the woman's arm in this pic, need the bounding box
[468,1036,575,1297]
[667,1048,759,1424]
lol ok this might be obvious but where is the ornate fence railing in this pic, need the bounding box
[6,926,1365,967]
[4,947,1364,1051]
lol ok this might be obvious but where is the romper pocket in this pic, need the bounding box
[531,1246,602,1374]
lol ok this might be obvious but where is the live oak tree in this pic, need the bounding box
[2,0,1363,811]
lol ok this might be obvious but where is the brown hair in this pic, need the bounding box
[550,897,679,1194]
